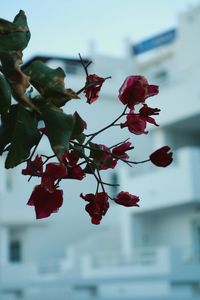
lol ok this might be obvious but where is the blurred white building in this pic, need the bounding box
[1,4,200,300]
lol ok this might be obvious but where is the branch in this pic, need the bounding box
[79,53,91,77]
[85,104,128,144]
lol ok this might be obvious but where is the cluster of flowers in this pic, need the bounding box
[22,74,173,225]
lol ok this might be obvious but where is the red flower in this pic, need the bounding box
[44,163,68,180]
[114,191,140,207]
[67,165,85,180]
[121,112,148,135]
[27,185,63,219]
[62,151,79,167]
[41,176,55,193]
[22,155,43,177]
[150,146,173,167]
[119,75,159,109]
[112,142,133,160]
[41,163,68,192]
[80,192,109,225]
[98,145,117,170]
[62,151,85,180]
[139,104,160,126]
[84,74,105,104]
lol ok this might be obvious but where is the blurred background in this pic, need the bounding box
[0,0,200,299]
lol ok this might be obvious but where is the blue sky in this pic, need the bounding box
[1,0,200,60]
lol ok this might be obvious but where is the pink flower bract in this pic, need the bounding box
[139,104,160,126]
[98,144,117,170]
[44,163,68,180]
[150,146,173,167]
[84,74,105,104]
[80,192,109,224]
[27,185,63,219]
[121,113,148,135]
[112,141,133,160]
[22,155,43,177]
[115,191,140,207]
[119,75,159,109]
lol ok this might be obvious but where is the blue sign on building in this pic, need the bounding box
[133,28,176,55]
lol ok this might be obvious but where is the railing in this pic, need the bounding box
[80,246,173,277]
[0,263,38,285]
[1,247,200,300]
[89,247,158,268]
[37,260,61,274]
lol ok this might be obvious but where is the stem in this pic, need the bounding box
[55,178,62,188]
[96,168,105,193]
[95,182,100,194]
[41,154,56,160]
[83,155,99,183]
[83,154,118,188]
[77,160,87,167]
[70,140,149,166]
[28,133,44,161]
[27,153,55,182]
[76,77,111,95]
[127,159,150,165]
[108,138,130,149]
[79,53,91,77]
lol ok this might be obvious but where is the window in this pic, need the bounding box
[8,228,23,263]
[195,226,200,257]
[193,221,200,261]
[9,240,22,262]
[65,63,80,75]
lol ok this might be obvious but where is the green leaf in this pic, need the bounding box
[4,104,40,168]
[89,142,105,162]
[0,10,30,52]
[76,133,86,144]
[0,111,14,155]
[42,105,75,159]
[24,60,79,106]
[71,111,86,143]
[0,51,36,112]
[0,74,11,113]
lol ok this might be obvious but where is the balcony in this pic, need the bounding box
[0,263,38,288]
[81,246,200,278]
[75,246,200,299]
[0,247,200,299]
[80,246,171,278]
[119,146,200,212]
[156,67,200,127]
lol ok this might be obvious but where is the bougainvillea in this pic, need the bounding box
[0,11,173,224]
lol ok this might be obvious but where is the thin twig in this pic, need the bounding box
[108,138,130,149]
[76,77,111,95]
[27,153,55,182]
[70,140,148,167]
[85,105,128,144]
[28,133,44,161]
[41,154,56,159]
[79,53,91,77]
[95,181,100,194]
[96,168,105,193]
